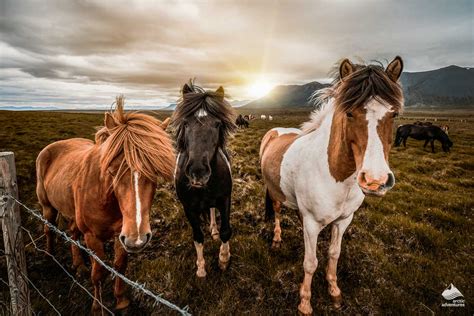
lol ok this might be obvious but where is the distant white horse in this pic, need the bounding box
[268,115,273,121]
[261,115,267,120]
[260,57,404,314]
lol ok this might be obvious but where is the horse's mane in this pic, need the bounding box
[302,60,404,134]
[97,96,175,184]
[171,81,236,151]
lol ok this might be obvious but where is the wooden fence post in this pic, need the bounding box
[0,152,32,316]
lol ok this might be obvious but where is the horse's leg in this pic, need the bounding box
[69,221,86,276]
[298,215,322,315]
[209,208,219,240]
[423,140,429,148]
[403,137,407,147]
[84,233,107,313]
[185,208,206,277]
[41,204,58,254]
[272,201,282,249]
[431,139,435,153]
[217,197,232,271]
[326,214,354,309]
[113,238,130,310]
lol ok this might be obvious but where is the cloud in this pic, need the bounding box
[0,0,472,108]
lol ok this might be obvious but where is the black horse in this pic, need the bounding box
[395,124,453,152]
[236,114,249,128]
[171,81,236,277]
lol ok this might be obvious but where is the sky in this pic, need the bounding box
[0,0,472,109]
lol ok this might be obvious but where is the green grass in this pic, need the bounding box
[0,108,473,315]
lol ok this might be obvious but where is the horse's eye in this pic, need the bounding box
[214,122,221,128]
[346,112,353,118]
[393,112,399,118]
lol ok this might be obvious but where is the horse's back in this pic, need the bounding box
[36,138,94,219]
[260,128,301,202]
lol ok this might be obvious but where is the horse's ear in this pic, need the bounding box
[182,83,193,95]
[160,117,171,130]
[339,58,354,80]
[386,56,403,82]
[104,112,117,130]
[216,86,225,101]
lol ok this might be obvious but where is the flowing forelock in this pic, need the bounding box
[97,97,176,185]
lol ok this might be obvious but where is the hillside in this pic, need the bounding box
[401,65,474,106]
[244,66,473,109]
[244,81,329,108]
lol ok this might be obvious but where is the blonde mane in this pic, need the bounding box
[97,96,175,184]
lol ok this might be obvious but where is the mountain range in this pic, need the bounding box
[244,65,473,108]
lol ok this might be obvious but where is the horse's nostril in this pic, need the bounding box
[385,173,395,188]
[145,232,152,243]
[119,235,126,245]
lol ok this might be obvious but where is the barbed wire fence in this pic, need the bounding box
[0,152,191,315]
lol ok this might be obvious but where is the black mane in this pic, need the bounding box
[171,82,236,151]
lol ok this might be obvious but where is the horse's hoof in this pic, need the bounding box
[271,240,281,249]
[297,302,313,315]
[115,297,130,310]
[196,269,207,278]
[331,294,343,310]
[218,259,230,271]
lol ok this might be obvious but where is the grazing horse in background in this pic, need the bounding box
[441,124,449,135]
[244,114,255,121]
[260,57,404,314]
[236,114,250,128]
[172,81,236,277]
[269,115,274,121]
[395,124,453,152]
[414,120,433,126]
[36,97,175,313]
[261,114,267,120]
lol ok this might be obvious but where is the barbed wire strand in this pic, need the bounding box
[8,195,191,316]
[0,248,61,315]
[20,226,114,315]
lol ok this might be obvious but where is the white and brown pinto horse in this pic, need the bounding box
[260,57,404,314]
[36,97,175,312]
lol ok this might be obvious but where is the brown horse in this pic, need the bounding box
[36,97,175,312]
[260,57,404,314]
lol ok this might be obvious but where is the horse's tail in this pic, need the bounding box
[35,148,51,205]
[394,125,403,146]
[265,189,275,221]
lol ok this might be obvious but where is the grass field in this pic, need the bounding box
[0,108,473,315]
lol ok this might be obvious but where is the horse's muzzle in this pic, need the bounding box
[358,172,395,197]
[119,232,151,253]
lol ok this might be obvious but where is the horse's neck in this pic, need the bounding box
[81,146,115,203]
[298,107,356,182]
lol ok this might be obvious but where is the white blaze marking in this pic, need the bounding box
[361,99,392,179]
[195,108,208,117]
[133,171,142,234]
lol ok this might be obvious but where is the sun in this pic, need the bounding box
[247,80,273,99]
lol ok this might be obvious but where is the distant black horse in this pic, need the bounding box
[171,81,236,277]
[236,114,249,128]
[395,124,453,152]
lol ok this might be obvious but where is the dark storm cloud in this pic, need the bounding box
[0,0,472,108]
